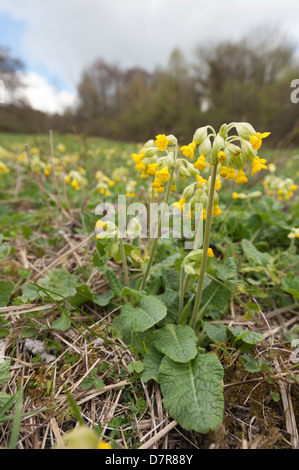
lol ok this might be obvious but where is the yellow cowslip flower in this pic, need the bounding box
[147,163,159,175]
[285,191,293,200]
[105,190,111,196]
[173,198,186,212]
[156,166,170,182]
[44,165,51,176]
[219,166,228,178]
[65,176,70,184]
[171,184,176,192]
[291,184,298,191]
[181,142,196,159]
[99,188,105,194]
[225,167,237,180]
[135,162,146,172]
[155,134,169,151]
[218,151,226,162]
[236,169,248,184]
[140,170,149,179]
[152,178,165,192]
[0,161,10,174]
[96,220,107,230]
[212,204,222,216]
[250,132,271,151]
[196,175,207,185]
[194,155,206,171]
[215,177,222,191]
[232,192,239,199]
[251,156,267,176]
[97,441,113,450]
[108,180,115,187]
[207,248,214,258]
[201,208,207,220]
[71,180,79,190]
[132,153,143,164]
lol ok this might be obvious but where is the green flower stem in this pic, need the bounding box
[190,162,218,330]
[178,267,185,321]
[285,237,295,269]
[119,237,130,287]
[147,175,155,251]
[140,165,176,291]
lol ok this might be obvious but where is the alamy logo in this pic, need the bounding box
[0,80,5,104]
[290,79,299,104]
[95,195,203,249]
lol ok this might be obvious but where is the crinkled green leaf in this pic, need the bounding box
[158,352,224,433]
[0,360,11,385]
[228,326,264,345]
[0,281,13,307]
[0,391,12,408]
[200,280,231,315]
[241,239,271,266]
[105,268,123,298]
[217,257,237,280]
[51,313,71,331]
[39,268,78,301]
[141,346,164,383]
[0,242,11,259]
[154,324,198,363]
[93,290,114,306]
[118,295,167,332]
[203,322,227,343]
[281,276,299,300]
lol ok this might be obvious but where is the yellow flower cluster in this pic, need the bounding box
[0,161,10,175]
[132,134,177,193]
[95,170,114,196]
[263,171,298,201]
[65,170,88,191]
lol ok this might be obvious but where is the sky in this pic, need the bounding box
[1,0,299,113]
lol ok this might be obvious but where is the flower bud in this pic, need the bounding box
[166,134,178,146]
[144,146,159,158]
[235,122,256,141]
[198,137,211,156]
[183,183,195,201]
[241,140,256,161]
[142,139,155,149]
[192,126,209,145]
[219,124,228,139]
[184,160,199,176]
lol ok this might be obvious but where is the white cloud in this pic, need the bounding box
[14,71,77,114]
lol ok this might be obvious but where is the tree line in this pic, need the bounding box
[1,29,299,145]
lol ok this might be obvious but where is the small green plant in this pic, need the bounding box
[98,122,272,433]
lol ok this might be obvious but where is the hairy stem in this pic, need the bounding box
[190,163,218,330]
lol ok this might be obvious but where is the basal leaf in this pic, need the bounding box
[158,352,224,433]
[241,239,271,266]
[0,281,13,307]
[154,324,198,363]
[203,322,227,343]
[118,295,167,332]
[141,346,164,383]
[39,268,78,301]
[105,268,123,298]
[281,276,299,300]
[228,326,264,345]
[0,360,11,386]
